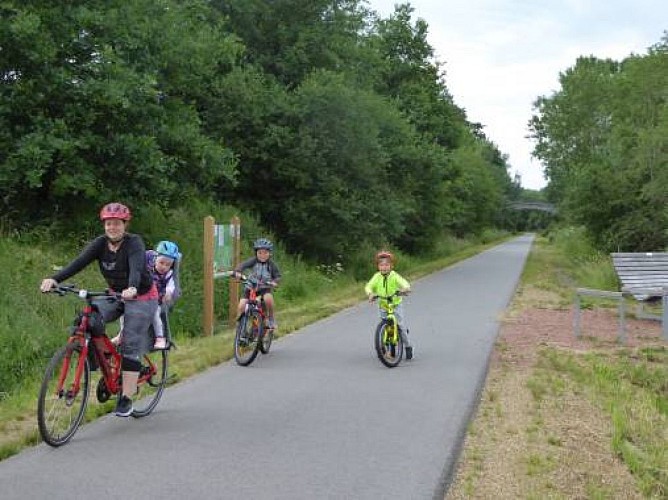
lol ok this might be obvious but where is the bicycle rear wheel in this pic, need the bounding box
[132,348,168,417]
[234,312,261,366]
[374,320,403,368]
[37,344,90,446]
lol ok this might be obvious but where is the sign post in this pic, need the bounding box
[203,216,215,336]
[203,216,241,336]
[230,217,241,326]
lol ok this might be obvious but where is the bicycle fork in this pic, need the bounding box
[58,340,88,404]
[383,320,398,344]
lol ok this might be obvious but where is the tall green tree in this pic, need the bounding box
[530,37,668,251]
[0,0,239,227]
[369,3,466,149]
[259,70,409,259]
[213,0,374,87]
[530,56,620,204]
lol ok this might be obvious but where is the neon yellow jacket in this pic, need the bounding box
[364,270,411,303]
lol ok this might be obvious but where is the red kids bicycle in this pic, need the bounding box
[231,273,276,366]
[37,284,168,446]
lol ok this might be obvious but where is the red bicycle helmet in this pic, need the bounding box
[375,250,394,263]
[99,202,132,221]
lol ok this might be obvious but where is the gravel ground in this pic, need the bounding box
[446,296,663,499]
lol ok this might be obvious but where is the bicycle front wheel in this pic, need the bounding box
[259,323,273,355]
[374,320,403,368]
[132,348,168,417]
[37,344,90,447]
[234,312,261,366]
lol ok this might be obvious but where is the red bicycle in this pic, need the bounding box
[37,284,168,446]
[231,273,276,366]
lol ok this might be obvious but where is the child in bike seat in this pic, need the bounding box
[113,240,182,349]
[233,238,281,330]
[364,250,413,360]
[146,240,182,349]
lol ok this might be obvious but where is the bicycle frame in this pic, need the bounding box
[58,289,123,399]
[51,286,163,401]
[381,295,399,345]
[372,291,407,368]
[245,284,268,327]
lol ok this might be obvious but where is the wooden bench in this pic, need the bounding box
[611,252,668,301]
[574,253,668,342]
[611,252,668,339]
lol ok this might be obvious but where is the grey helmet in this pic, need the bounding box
[253,238,273,252]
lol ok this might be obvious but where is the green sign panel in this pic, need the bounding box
[213,224,235,273]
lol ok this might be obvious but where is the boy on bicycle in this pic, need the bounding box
[365,250,413,359]
[233,238,281,330]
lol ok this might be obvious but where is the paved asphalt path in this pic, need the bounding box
[0,235,533,499]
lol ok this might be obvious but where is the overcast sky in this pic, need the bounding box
[367,1,667,190]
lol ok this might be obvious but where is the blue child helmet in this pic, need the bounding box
[155,240,181,261]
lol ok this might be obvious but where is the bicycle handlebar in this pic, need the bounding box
[370,290,410,302]
[221,271,278,289]
[49,284,122,301]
